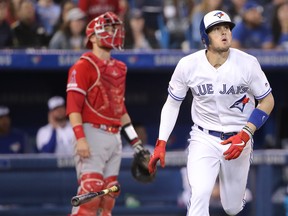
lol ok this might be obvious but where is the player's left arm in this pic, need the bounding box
[245,58,275,132]
[120,113,142,150]
[222,56,275,160]
[121,112,152,173]
[222,92,275,160]
[247,92,275,133]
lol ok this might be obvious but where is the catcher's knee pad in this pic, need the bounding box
[99,176,119,215]
[76,172,104,215]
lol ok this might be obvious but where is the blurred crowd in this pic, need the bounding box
[0,0,287,51]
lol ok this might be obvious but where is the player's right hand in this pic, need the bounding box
[148,139,166,174]
[221,130,250,160]
[76,138,91,158]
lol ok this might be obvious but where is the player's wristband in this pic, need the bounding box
[73,125,85,140]
[243,125,254,137]
[248,108,269,130]
[242,126,253,141]
[121,123,142,146]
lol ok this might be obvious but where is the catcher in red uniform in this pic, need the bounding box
[66,12,153,216]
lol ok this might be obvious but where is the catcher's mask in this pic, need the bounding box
[131,158,156,183]
[200,10,235,48]
[85,11,125,50]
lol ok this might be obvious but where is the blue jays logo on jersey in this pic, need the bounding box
[214,12,224,19]
[230,95,250,112]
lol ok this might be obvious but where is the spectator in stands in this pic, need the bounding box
[53,0,76,34]
[35,0,61,44]
[133,0,163,33]
[271,2,288,50]
[36,96,74,154]
[0,0,13,48]
[189,0,224,49]
[231,1,274,50]
[78,0,127,23]
[263,0,286,29]
[49,7,86,50]
[0,106,29,154]
[6,0,21,25]
[11,0,48,48]
[124,8,159,50]
[159,0,192,49]
[122,122,154,154]
[226,0,247,24]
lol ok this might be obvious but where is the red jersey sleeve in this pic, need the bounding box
[66,91,85,116]
[66,58,96,95]
[66,56,98,116]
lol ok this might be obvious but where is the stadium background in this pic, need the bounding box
[0,49,288,216]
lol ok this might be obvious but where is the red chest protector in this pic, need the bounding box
[81,52,127,125]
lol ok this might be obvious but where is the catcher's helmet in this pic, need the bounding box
[85,11,125,50]
[200,10,235,47]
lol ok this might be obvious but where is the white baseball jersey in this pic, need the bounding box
[168,48,271,133]
[158,48,271,215]
[36,121,74,155]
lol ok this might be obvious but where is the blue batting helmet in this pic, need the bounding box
[200,10,235,47]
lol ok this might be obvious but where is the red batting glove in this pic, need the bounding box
[148,139,167,174]
[221,130,251,160]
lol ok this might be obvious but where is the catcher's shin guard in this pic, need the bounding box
[99,176,120,216]
[73,173,104,216]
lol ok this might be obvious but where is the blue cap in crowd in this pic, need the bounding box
[242,1,263,13]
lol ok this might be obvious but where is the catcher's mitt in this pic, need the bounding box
[131,148,155,183]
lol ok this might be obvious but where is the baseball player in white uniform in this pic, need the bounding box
[148,10,275,216]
